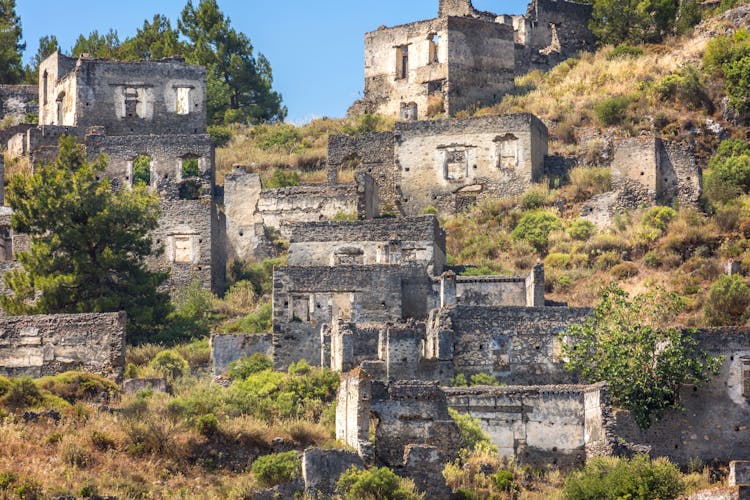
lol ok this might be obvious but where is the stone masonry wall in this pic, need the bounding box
[286,216,446,275]
[0,85,38,124]
[428,305,590,384]
[445,383,612,467]
[210,333,273,376]
[0,312,126,380]
[395,114,548,216]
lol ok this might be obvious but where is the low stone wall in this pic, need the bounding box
[259,185,359,236]
[0,312,126,380]
[210,333,273,376]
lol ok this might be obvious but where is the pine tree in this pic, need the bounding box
[0,0,25,84]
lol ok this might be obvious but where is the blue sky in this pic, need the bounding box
[17,0,529,123]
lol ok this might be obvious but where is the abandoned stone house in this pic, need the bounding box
[4,51,223,293]
[326,113,549,218]
[354,0,594,119]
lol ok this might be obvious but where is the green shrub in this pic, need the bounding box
[520,188,549,210]
[0,376,10,398]
[470,373,499,386]
[91,430,117,451]
[228,353,273,380]
[563,455,684,500]
[594,96,629,126]
[132,154,151,186]
[0,471,17,490]
[1,377,43,408]
[594,251,621,271]
[703,29,750,115]
[449,408,495,452]
[251,451,301,487]
[642,206,677,234]
[643,251,663,268]
[544,253,573,269]
[37,371,119,403]
[333,211,358,221]
[451,373,469,387]
[196,413,220,437]
[14,478,43,500]
[607,45,644,60]
[706,155,750,204]
[492,470,517,493]
[264,169,300,189]
[149,350,189,381]
[207,125,232,148]
[653,65,709,109]
[421,205,438,215]
[611,262,640,279]
[336,466,423,500]
[222,302,273,334]
[61,436,91,468]
[705,274,750,326]
[568,219,596,241]
[511,210,563,252]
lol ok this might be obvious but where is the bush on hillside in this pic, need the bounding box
[705,274,750,326]
[704,140,750,204]
[228,353,273,380]
[449,408,496,452]
[511,210,563,252]
[594,96,629,126]
[563,455,684,500]
[37,371,119,403]
[251,451,301,487]
[149,350,189,381]
[337,466,423,500]
[703,29,750,116]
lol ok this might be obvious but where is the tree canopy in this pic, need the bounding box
[0,0,25,84]
[178,0,286,124]
[1,136,171,338]
[561,284,722,429]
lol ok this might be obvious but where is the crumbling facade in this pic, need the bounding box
[6,52,222,292]
[354,0,594,119]
[582,136,703,226]
[327,114,548,217]
[0,312,126,381]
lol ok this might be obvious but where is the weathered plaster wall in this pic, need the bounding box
[395,114,548,216]
[445,383,612,467]
[0,85,38,126]
[0,312,126,380]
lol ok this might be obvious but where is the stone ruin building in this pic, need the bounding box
[210,213,750,494]
[4,51,223,293]
[353,0,595,119]
[0,84,38,147]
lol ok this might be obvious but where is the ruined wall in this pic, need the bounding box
[210,333,273,376]
[436,265,545,308]
[258,185,359,235]
[0,85,38,125]
[363,18,450,119]
[286,216,446,275]
[445,17,515,115]
[272,266,406,369]
[659,141,702,208]
[516,0,595,73]
[0,312,126,380]
[615,329,750,465]
[427,305,590,384]
[39,53,206,136]
[445,383,612,467]
[86,133,218,292]
[395,114,548,216]
[327,132,395,213]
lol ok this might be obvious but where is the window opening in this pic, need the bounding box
[132,154,152,186]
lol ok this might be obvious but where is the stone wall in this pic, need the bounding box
[38,52,206,136]
[223,168,373,262]
[0,85,38,124]
[614,329,750,465]
[437,265,544,308]
[286,216,446,275]
[327,132,395,213]
[272,265,407,369]
[210,333,273,376]
[427,305,590,384]
[445,383,613,467]
[0,312,126,380]
[395,114,548,216]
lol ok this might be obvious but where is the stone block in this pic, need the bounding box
[731,461,750,487]
[302,448,364,497]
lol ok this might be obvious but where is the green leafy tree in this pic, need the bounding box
[0,136,171,338]
[24,35,59,83]
[117,15,184,61]
[511,210,562,252]
[587,0,695,45]
[561,284,722,429]
[71,29,121,59]
[178,0,286,124]
[0,0,25,83]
